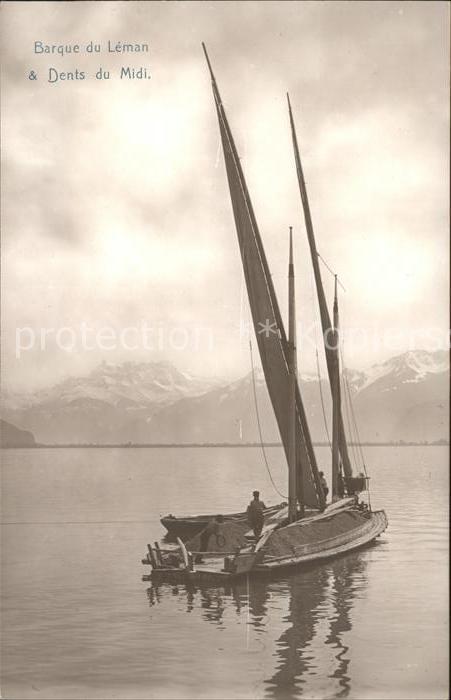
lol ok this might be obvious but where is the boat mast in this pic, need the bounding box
[331,275,340,499]
[288,226,299,522]
[202,43,325,511]
[287,94,353,480]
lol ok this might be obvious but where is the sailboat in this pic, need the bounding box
[142,45,387,583]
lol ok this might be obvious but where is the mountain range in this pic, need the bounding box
[1,350,448,445]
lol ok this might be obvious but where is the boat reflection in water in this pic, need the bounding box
[264,552,367,699]
[146,546,374,698]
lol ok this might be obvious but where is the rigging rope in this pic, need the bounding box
[317,252,346,291]
[310,266,332,452]
[248,339,288,500]
[343,371,366,470]
[315,349,332,452]
[313,239,372,507]
[336,301,360,472]
[340,368,360,470]
[340,345,372,510]
[340,348,362,469]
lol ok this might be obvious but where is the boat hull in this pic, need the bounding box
[145,508,388,585]
[160,516,215,540]
[256,509,388,572]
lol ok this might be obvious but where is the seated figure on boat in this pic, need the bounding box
[194,515,225,564]
[199,514,224,552]
[247,491,266,538]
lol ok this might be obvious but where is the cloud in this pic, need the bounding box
[1,1,449,391]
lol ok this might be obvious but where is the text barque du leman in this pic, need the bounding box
[34,40,150,56]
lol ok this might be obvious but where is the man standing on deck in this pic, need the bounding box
[247,490,266,539]
[337,470,345,498]
[319,471,329,501]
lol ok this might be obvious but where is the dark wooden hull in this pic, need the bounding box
[160,503,285,539]
[257,509,388,572]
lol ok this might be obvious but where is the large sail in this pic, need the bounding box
[203,45,325,510]
[287,95,353,479]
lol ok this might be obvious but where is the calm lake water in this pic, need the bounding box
[1,446,448,699]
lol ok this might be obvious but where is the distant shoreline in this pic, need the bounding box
[2,441,449,449]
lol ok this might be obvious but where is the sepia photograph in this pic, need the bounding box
[1,1,449,698]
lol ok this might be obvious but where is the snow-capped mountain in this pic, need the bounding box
[344,350,449,443]
[1,350,448,444]
[134,350,447,445]
[1,361,224,444]
[349,350,449,393]
[5,361,220,412]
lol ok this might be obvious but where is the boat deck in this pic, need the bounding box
[143,503,388,585]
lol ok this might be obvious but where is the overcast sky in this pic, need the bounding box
[1,1,449,392]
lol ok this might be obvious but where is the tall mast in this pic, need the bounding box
[288,227,297,377]
[203,44,325,510]
[331,275,340,499]
[287,93,353,480]
[288,226,298,522]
